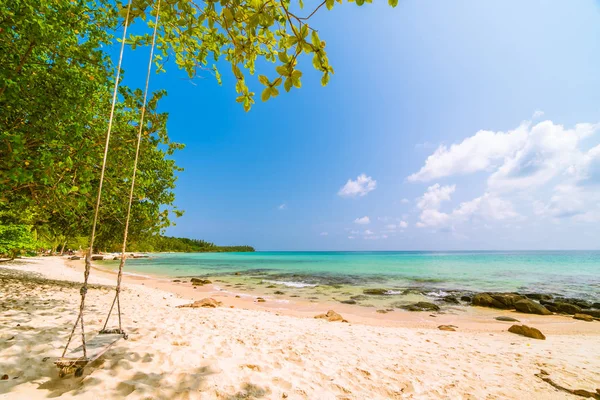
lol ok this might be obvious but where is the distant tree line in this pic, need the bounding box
[119,235,254,253]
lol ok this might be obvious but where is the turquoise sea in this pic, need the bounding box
[102,251,600,302]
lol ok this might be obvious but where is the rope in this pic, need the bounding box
[102,0,162,336]
[61,0,133,360]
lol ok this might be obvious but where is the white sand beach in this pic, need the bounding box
[1,257,599,399]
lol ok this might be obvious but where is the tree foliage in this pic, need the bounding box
[0,0,183,251]
[127,0,398,110]
[0,224,37,259]
[127,235,255,252]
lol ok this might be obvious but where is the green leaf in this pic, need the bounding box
[326,0,334,10]
[258,75,270,86]
[321,72,330,86]
[284,77,292,92]
[261,87,271,101]
[278,52,289,63]
[388,0,398,6]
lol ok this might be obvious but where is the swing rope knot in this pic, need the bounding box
[80,287,88,296]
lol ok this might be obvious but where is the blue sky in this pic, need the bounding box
[116,1,600,250]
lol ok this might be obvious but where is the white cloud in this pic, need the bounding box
[398,220,408,228]
[415,187,519,228]
[409,121,599,190]
[417,184,456,210]
[278,203,287,210]
[532,110,544,119]
[400,198,410,204]
[354,216,370,225]
[410,119,600,229]
[320,232,328,236]
[385,224,396,230]
[364,229,374,235]
[338,174,377,197]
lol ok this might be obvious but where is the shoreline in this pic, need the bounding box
[72,256,599,335]
[1,256,599,399]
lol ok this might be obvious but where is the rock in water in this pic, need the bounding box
[472,293,524,309]
[514,299,552,315]
[177,298,222,308]
[441,296,460,304]
[508,324,546,340]
[460,295,472,302]
[363,288,389,296]
[592,303,600,309]
[556,302,581,315]
[524,293,553,301]
[573,313,594,322]
[399,302,440,312]
[438,325,457,331]
[340,299,357,305]
[190,278,212,286]
[314,310,348,322]
[91,255,103,261]
[495,316,520,322]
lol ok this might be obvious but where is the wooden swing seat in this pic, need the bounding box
[55,332,123,377]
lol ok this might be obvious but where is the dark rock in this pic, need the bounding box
[235,295,241,298]
[1,375,7,380]
[363,288,389,296]
[460,295,472,302]
[440,296,460,304]
[514,299,552,315]
[177,298,222,308]
[256,297,266,303]
[190,278,212,286]
[266,285,277,288]
[592,303,600,309]
[234,272,241,275]
[274,291,285,295]
[350,295,369,301]
[376,309,388,314]
[314,310,348,322]
[438,325,457,331]
[68,256,81,260]
[172,279,181,282]
[508,324,546,340]
[112,256,119,260]
[556,302,581,315]
[579,310,600,318]
[540,299,556,307]
[495,316,520,322]
[472,293,524,309]
[91,255,103,261]
[340,299,357,305]
[398,302,440,312]
[573,313,594,322]
[545,304,558,313]
[555,298,592,309]
[524,293,553,301]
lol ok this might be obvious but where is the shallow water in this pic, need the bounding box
[101,251,600,302]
